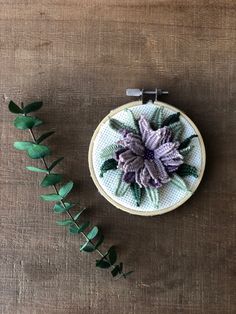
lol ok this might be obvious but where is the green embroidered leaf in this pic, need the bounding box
[125,109,140,132]
[59,181,73,198]
[87,226,99,240]
[48,157,64,171]
[162,112,180,127]
[14,116,43,130]
[109,118,136,133]
[96,259,111,269]
[146,187,159,209]
[168,121,183,140]
[115,173,129,197]
[100,144,119,160]
[9,101,23,114]
[177,164,198,178]
[36,131,55,144]
[26,166,48,173]
[151,106,164,129]
[80,241,95,252]
[170,173,188,191]
[27,144,50,159]
[56,219,73,226]
[14,141,34,150]
[40,194,63,201]
[130,182,142,207]
[179,145,194,156]
[40,174,62,187]
[107,246,117,265]
[23,101,43,114]
[179,135,198,150]
[100,158,118,177]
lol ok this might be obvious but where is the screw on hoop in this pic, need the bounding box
[126,89,169,104]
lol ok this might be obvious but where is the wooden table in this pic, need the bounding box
[0,1,235,313]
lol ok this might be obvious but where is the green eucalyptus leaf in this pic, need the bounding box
[87,226,99,240]
[48,157,64,171]
[118,262,123,273]
[41,174,62,187]
[123,271,134,278]
[36,131,55,144]
[32,117,43,127]
[59,181,73,198]
[107,246,117,265]
[69,224,79,234]
[111,264,122,277]
[73,207,86,221]
[96,259,111,269]
[23,101,43,114]
[14,116,35,129]
[94,234,104,249]
[77,221,90,234]
[27,144,50,159]
[53,202,73,213]
[56,219,73,226]
[14,116,42,130]
[14,141,34,150]
[80,241,95,252]
[26,166,48,173]
[9,101,23,114]
[40,194,63,201]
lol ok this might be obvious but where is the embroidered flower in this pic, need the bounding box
[115,115,183,189]
[99,107,199,208]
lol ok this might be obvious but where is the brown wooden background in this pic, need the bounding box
[0,1,235,313]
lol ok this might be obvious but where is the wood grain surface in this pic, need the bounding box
[0,1,235,313]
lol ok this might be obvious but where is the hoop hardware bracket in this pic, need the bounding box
[126,89,169,104]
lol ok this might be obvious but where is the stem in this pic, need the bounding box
[28,127,124,277]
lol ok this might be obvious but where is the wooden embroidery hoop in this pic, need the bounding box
[88,100,206,216]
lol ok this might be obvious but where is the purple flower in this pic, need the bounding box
[115,115,183,189]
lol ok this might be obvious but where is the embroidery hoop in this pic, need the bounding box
[88,92,206,216]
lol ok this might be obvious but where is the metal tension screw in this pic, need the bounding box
[126,88,169,104]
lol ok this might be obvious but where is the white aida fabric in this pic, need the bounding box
[91,102,203,214]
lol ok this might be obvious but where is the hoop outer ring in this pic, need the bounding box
[88,101,206,216]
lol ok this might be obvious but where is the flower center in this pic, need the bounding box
[144,148,154,160]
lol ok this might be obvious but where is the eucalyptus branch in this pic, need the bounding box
[9,100,133,279]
